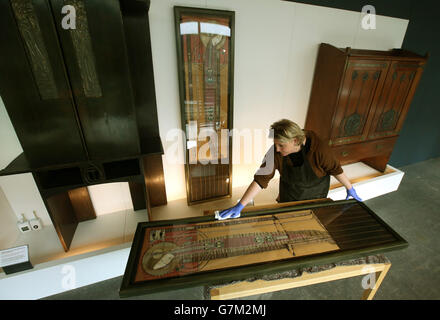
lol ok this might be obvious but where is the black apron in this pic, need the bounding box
[279,147,330,202]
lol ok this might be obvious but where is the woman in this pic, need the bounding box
[218,119,362,220]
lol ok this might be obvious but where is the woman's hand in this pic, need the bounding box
[346,187,362,201]
[215,181,261,220]
[217,202,244,220]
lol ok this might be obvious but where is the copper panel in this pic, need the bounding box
[11,0,58,99]
[64,0,102,97]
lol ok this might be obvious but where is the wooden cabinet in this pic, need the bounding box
[0,0,167,251]
[305,43,427,171]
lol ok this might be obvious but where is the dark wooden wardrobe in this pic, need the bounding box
[0,0,167,251]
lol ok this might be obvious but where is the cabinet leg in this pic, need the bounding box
[68,187,96,222]
[45,192,78,252]
[128,181,148,211]
[362,153,392,172]
[142,155,167,207]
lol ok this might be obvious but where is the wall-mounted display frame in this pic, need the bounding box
[119,199,408,298]
[174,6,235,205]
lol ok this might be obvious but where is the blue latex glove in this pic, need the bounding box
[217,202,244,220]
[346,187,362,201]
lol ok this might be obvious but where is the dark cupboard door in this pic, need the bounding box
[50,0,141,160]
[0,0,87,168]
[329,59,390,146]
[368,61,424,140]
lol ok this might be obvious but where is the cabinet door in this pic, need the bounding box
[329,60,389,146]
[50,0,141,160]
[0,0,87,168]
[368,61,425,139]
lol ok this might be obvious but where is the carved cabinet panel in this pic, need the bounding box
[305,43,427,172]
[368,61,424,140]
[329,60,389,146]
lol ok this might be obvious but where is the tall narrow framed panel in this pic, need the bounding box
[174,6,235,205]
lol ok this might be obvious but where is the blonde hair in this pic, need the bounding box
[270,119,305,145]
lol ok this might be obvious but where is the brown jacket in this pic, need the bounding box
[253,130,343,189]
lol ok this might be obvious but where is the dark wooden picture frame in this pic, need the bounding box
[174,6,235,205]
[119,200,407,298]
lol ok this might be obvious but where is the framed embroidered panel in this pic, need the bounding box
[119,200,407,297]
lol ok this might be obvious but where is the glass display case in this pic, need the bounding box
[119,200,407,297]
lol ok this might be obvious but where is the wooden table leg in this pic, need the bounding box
[208,260,392,300]
[361,262,391,300]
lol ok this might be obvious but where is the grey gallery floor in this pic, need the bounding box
[43,157,440,300]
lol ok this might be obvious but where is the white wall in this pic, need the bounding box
[0,96,22,169]
[0,95,54,228]
[149,0,408,201]
[0,187,19,249]
[0,0,409,227]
